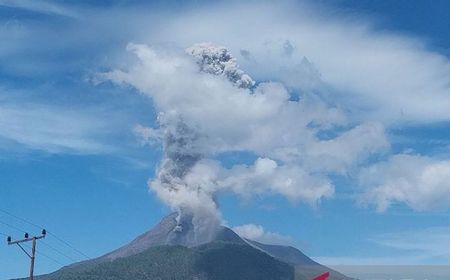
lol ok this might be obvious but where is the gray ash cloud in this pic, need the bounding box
[186,43,255,89]
[153,43,255,245]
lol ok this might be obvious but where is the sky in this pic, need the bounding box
[1,0,450,279]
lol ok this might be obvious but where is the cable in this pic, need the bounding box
[22,243,66,267]
[40,240,78,262]
[0,209,42,230]
[36,249,66,267]
[0,219,27,234]
[0,209,90,259]
[47,232,90,259]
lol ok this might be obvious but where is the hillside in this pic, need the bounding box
[247,240,351,280]
[26,213,353,280]
[35,242,294,280]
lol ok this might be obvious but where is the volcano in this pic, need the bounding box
[31,213,353,280]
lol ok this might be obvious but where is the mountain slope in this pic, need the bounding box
[35,242,294,280]
[246,239,317,266]
[246,240,352,280]
[99,212,180,261]
[29,213,352,280]
[96,213,246,263]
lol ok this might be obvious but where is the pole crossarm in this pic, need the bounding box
[8,235,45,245]
[6,229,47,280]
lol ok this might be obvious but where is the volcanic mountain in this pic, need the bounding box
[31,213,353,280]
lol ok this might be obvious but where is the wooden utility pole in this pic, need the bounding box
[7,229,46,280]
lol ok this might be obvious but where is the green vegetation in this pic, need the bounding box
[195,242,293,280]
[36,246,196,280]
[34,242,295,280]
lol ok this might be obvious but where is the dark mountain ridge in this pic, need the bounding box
[27,213,354,280]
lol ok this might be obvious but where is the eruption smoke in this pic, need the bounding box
[186,43,255,89]
[152,114,219,245]
[103,42,388,245]
[151,44,257,244]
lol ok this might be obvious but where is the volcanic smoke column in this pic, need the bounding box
[150,43,255,245]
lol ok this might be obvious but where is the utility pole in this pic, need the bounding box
[7,229,46,280]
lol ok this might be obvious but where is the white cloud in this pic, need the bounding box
[133,124,161,146]
[316,227,450,265]
[104,43,386,168]
[4,0,448,215]
[326,265,450,280]
[103,43,386,212]
[304,122,389,174]
[3,0,447,216]
[183,158,334,205]
[0,103,114,154]
[96,39,397,248]
[0,0,78,18]
[232,223,294,246]
[371,227,450,262]
[314,256,422,266]
[133,1,450,123]
[359,154,450,211]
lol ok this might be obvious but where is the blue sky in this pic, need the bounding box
[1,0,450,279]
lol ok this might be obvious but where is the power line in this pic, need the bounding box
[0,209,42,230]
[1,211,81,278]
[36,248,66,267]
[23,242,66,267]
[0,209,90,259]
[8,230,47,280]
[47,231,90,259]
[2,219,69,273]
[40,240,78,262]
[0,217,78,261]
[0,219,27,234]
[0,219,68,266]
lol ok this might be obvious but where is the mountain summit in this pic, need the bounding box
[99,212,244,261]
[31,213,353,280]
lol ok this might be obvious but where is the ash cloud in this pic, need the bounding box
[149,44,257,244]
[151,113,219,245]
[186,43,255,89]
[103,42,388,244]
[159,116,202,185]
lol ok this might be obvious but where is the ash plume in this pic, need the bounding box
[186,43,255,89]
[150,44,256,245]
[151,113,216,245]
[103,42,387,245]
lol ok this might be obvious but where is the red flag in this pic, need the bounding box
[313,272,330,280]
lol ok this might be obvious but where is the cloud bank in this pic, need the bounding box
[372,227,450,263]
[360,154,450,212]
[103,42,387,240]
[232,224,294,246]
[0,102,115,154]
[129,1,450,123]
[2,0,450,239]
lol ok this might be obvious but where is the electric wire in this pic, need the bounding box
[36,247,65,266]
[0,209,42,230]
[36,248,66,267]
[1,214,76,269]
[46,232,90,259]
[22,243,66,267]
[40,240,78,262]
[0,219,27,234]
[0,208,90,259]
